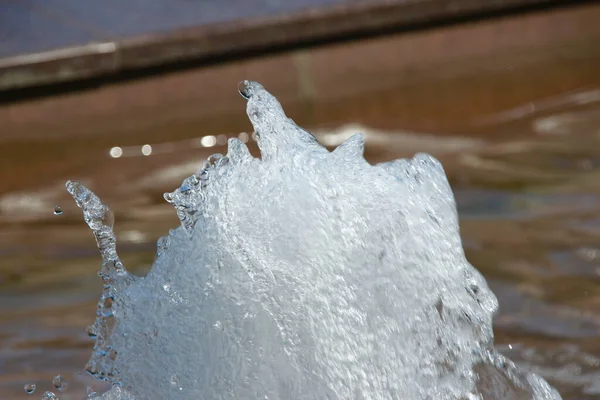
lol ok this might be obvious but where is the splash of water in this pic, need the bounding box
[70,81,561,399]
[66,180,134,381]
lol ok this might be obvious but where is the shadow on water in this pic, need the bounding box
[1,3,600,399]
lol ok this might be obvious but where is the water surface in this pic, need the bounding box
[1,4,600,398]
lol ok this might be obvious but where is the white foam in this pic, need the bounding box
[71,81,561,400]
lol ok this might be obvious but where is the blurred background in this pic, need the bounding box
[1,0,600,398]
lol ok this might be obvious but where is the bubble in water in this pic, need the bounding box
[52,374,65,391]
[41,391,57,400]
[53,205,63,215]
[24,383,36,394]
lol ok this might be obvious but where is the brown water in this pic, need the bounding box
[1,4,600,399]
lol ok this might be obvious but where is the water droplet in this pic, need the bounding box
[52,374,66,391]
[41,391,58,400]
[53,205,63,215]
[238,80,251,99]
[86,386,97,398]
[24,383,36,394]
[163,192,175,204]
